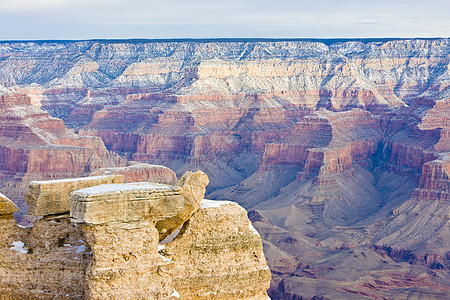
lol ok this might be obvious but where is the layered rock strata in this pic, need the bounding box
[0,171,270,299]
[0,92,124,218]
[1,38,450,298]
[25,175,122,216]
[0,93,121,180]
[89,162,177,185]
[1,39,448,187]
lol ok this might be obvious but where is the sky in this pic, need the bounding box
[0,0,448,40]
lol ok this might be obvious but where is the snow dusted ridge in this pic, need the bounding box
[73,182,173,196]
[200,199,234,208]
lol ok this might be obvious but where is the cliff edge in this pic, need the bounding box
[0,170,270,299]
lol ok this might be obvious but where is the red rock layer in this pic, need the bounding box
[412,158,450,201]
[260,109,382,181]
[89,162,178,185]
[0,93,124,215]
[80,93,304,168]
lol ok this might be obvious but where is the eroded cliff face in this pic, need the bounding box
[0,92,125,219]
[1,39,449,299]
[1,39,449,187]
[0,171,270,299]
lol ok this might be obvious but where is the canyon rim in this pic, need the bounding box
[0,38,449,299]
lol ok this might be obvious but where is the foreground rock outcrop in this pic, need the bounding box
[25,175,122,216]
[0,171,270,299]
[164,199,271,299]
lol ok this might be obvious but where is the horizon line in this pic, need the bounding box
[0,37,448,45]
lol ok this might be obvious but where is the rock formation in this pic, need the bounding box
[0,193,18,215]
[0,171,270,299]
[25,175,122,216]
[0,92,125,219]
[164,199,271,299]
[1,38,449,298]
[89,162,177,185]
[70,171,208,241]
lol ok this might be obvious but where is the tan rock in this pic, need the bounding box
[0,192,19,215]
[89,162,177,185]
[70,182,183,225]
[0,177,271,299]
[82,221,174,299]
[0,214,90,299]
[70,171,209,241]
[25,175,123,216]
[164,199,271,299]
[157,170,209,240]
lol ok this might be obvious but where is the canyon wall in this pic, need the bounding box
[0,92,125,219]
[0,38,449,299]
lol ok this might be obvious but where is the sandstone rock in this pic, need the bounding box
[70,182,182,224]
[25,175,123,216]
[70,171,208,241]
[164,199,271,299]
[82,220,174,299]
[0,192,18,215]
[0,214,90,299]
[0,175,270,299]
[89,162,177,185]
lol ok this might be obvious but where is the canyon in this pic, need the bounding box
[0,38,449,298]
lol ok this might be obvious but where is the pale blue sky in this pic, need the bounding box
[0,0,448,40]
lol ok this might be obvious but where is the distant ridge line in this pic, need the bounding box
[0,37,447,45]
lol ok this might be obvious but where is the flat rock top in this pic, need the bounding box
[30,175,119,185]
[73,182,175,196]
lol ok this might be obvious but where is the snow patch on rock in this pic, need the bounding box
[200,199,234,208]
[10,241,27,254]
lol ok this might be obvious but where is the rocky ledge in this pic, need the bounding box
[0,170,270,299]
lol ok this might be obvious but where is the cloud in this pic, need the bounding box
[0,0,69,11]
[0,0,448,39]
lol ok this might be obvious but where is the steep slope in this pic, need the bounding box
[1,39,449,186]
[0,39,449,299]
[0,92,123,218]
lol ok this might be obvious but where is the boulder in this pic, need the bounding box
[25,175,123,216]
[164,199,271,299]
[70,171,209,241]
[89,162,177,185]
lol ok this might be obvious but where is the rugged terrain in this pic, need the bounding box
[0,171,270,299]
[0,38,449,298]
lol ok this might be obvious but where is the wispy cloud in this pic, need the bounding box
[0,0,448,39]
[0,0,83,11]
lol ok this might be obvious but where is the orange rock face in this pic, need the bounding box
[0,93,124,215]
[1,39,450,299]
